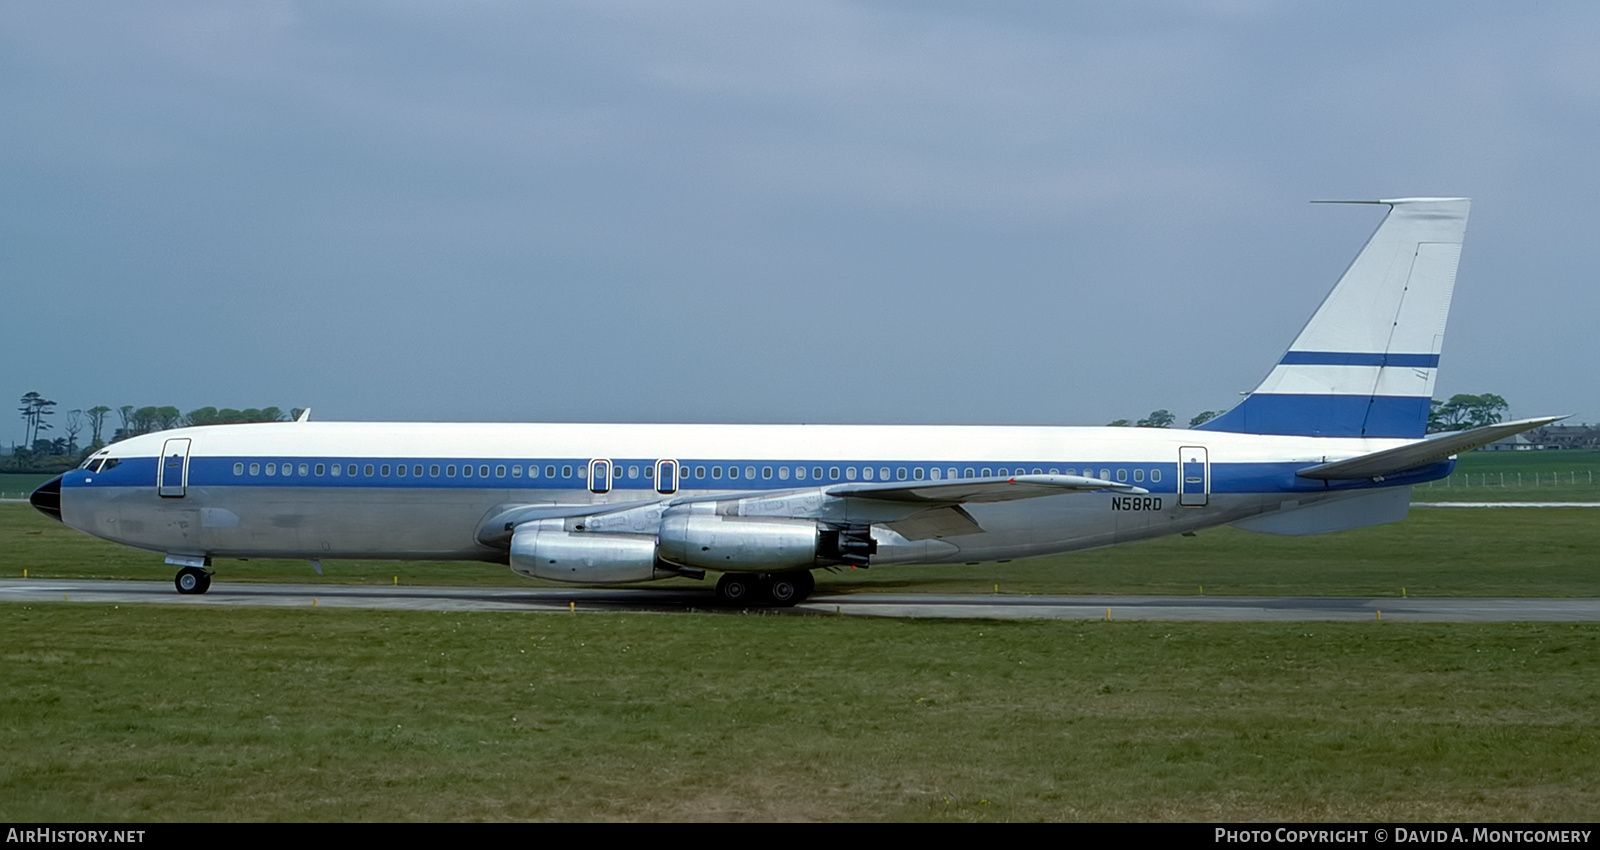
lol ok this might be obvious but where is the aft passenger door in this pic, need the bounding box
[1178,446,1209,507]
[158,438,192,498]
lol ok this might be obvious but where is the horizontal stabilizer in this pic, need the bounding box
[828,474,1146,503]
[1296,416,1563,480]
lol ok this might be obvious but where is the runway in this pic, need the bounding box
[3,578,1598,622]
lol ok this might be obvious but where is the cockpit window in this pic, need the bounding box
[100,458,120,472]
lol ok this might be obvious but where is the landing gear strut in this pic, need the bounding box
[715,570,815,607]
[174,566,212,595]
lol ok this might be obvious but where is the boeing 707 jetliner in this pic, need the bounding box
[30,198,1556,605]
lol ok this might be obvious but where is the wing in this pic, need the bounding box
[1297,416,1563,480]
[829,474,1147,541]
[825,473,1147,503]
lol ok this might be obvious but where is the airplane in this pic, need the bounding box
[28,197,1558,606]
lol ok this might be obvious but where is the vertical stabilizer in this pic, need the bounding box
[1199,197,1470,438]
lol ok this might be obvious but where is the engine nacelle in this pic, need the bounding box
[658,515,874,571]
[509,519,667,584]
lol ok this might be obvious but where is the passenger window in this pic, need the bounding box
[480,465,490,478]
[727,466,737,479]
[762,466,773,480]
[779,466,790,480]
[380,464,390,476]
[413,465,423,477]
[745,466,756,479]
[397,464,406,477]
[316,463,326,476]
[862,467,873,481]
[913,468,925,480]
[511,466,521,478]
[365,464,375,476]
[695,466,706,479]
[431,465,441,477]
[815,467,826,480]
[560,465,571,478]
[1117,469,1127,482]
[713,466,722,479]
[331,464,341,477]
[828,467,839,480]
[964,468,974,478]
[233,463,244,475]
[447,465,456,477]
[266,463,276,476]
[1100,469,1111,480]
[1151,469,1162,483]
[644,465,653,479]
[843,467,854,480]
[628,465,639,479]
[898,468,908,481]
[250,463,260,476]
[497,465,507,478]
[347,464,357,477]
[1134,468,1144,482]
[982,468,992,477]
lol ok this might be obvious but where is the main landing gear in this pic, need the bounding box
[174,566,213,595]
[714,570,816,607]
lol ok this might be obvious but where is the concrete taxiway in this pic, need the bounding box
[3,579,1598,622]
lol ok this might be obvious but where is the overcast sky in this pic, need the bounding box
[5,2,1597,437]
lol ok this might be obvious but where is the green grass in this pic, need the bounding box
[1421,450,1600,502]
[6,501,1597,598]
[0,472,54,500]
[2,605,1597,821]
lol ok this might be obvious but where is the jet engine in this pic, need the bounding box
[509,518,670,584]
[657,514,875,571]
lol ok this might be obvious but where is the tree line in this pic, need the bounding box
[9,392,294,473]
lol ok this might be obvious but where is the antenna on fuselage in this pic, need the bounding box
[295,408,311,423]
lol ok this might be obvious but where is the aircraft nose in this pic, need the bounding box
[29,475,63,523]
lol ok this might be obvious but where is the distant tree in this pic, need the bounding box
[1188,410,1222,428]
[1136,409,1175,428]
[17,392,56,447]
[115,406,134,441]
[63,409,83,455]
[1107,419,1132,427]
[87,406,111,444]
[1428,393,1509,432]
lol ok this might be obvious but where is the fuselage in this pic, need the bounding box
[52,420,1450,570]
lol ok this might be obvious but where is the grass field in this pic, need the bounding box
[2,605,1597,821]
[1420,450,1600,502]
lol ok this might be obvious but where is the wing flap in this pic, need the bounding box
[882,505,984,541]
[1297,416,1563,480]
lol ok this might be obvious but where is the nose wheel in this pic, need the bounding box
[715,570,815,607]
[174,566,213,595]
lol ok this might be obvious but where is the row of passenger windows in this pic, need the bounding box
[233,461,578,479]
[230,461,1162,484]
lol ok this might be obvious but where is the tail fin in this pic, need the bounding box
[1199,197,1470,438]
